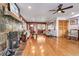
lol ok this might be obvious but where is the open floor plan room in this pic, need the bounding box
[0,3,79,56]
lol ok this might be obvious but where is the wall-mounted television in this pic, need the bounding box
[9,3,20,17]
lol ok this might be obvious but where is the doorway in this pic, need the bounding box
[58,20,68,38]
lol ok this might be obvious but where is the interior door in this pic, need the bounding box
[58,20,68,38]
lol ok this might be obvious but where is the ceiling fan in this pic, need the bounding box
[49,4,73,14]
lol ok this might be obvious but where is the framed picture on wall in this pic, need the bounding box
[70,19,78,25]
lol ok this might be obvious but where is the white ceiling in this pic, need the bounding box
[17,3,79,22]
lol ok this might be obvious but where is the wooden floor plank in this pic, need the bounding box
[22,35,79,56]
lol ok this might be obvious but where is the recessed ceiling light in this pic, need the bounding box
[28,6,32,9]
[71,12,74,15]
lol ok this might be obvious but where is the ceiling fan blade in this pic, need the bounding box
[53,11,57,14]
[49,9,56,11]
[62,5,73,10]
[61,10,65,13]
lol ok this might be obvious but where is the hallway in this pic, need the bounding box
[21,35,79,56]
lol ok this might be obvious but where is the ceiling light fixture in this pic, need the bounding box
[28,6,32,9]
[71,12,74,15]
[58,11,61,13]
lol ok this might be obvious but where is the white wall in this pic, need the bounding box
[47,20,57,36]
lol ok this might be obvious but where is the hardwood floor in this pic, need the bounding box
[22,35,79,56]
